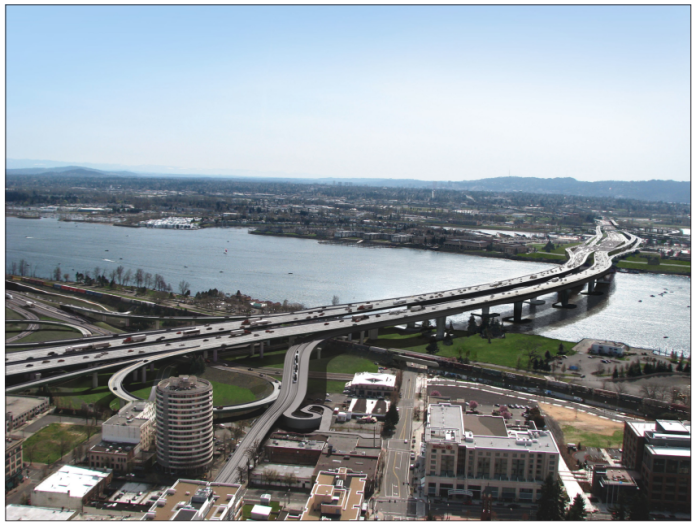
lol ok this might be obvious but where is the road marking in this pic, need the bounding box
[599,416,609,420]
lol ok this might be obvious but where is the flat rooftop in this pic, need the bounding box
[91,441,136,454]
[425,403,465,444]
[5,395,47,416]
[464,414,508,437]
[347,372,396,389]
[34,465,111,498]
[626,421,656,437]
[470,430,560,454]
[266,438,325,452]
[656,420,690,435]
[645,446,690,458]
[149,480,240,521]
[5,504,76,521]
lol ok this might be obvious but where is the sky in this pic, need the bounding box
[6,5,690,182]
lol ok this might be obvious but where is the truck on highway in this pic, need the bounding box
[409,305,424,312]
[181,329,200,337]
[229,329,245,337]
[24,301,35,308]
[393,299,407,306]
[123,335,147,344]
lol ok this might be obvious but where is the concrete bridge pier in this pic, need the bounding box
[359,331,365,345]
[141,366,147,383]
[553,289,577,309]
[347,333,352,341]
[406,322,417,329]
[587,280,595,293]
[481,306,491,327]
[150,363,155,372]
[527,297,545,306]
[259,342,264,359]
[368,328,379,341]
[513,301,524,322]
[203,350,208,359]
[288,336,296,346]
[119,399,126,409]
[436,317,446,340]
[250,343,255,356]
[131,370,138,382]
[124,318,130,327]
[213,349,218,361]
[92,372,99,389]
[154,320,160,330]
[316,347,322,359]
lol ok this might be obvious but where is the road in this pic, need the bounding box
[374,370,425,519]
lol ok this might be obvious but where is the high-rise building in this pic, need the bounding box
[622,419,690,512]
[423,403,560,502]
[155,375,213,475]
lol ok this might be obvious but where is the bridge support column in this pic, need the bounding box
[155,320,160,330]
[527,297,545,306]
[150,363,154,372]
[359,331,365,345]
[259,342,264,359]
[203,350,208,359]
[288,336,295,346]
[250,343,255,356]
[124,318,130,327]
[481,307,490,327]
[347,333,352,341]
[213,349,218,361]
[513,301,523,322]
[436,317,446,340]
[119,399,126,409]
[316,348,321,359]
[92,372,99,389]
[368,328,379,340]
[141,366,147,383]
[587,280,595,293]
[132,370,138,382]
[406,322,417,329]
[553,289,577,309]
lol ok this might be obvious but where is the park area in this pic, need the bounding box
[376,329,575,369]
[540,402,624,449]
[22,423,93,464]
[227,347,378,375]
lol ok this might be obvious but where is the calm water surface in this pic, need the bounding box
[6,218,690,355]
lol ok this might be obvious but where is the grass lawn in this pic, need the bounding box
[616,261,690,275]
[23,423,91,464]
[561,427,624,449]
[6,307,23,320]
[6,325,82,346]
[516,252,566,261]
[376,329,575,369]
[51,372,125,411]
[307,379,349,397]
[226,348,378,375]
[94,321,125,333]
[242,502,281,520]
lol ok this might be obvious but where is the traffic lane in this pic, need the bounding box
[428,382,534,409]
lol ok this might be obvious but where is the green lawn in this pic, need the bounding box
[6,325,82,346]
[23,423,91,464]
[306,379,349,396]
[616,261,690,275]
[376,329,575,369]
[516,252,566,261]
[5,307,23,320]
[226,348,378,375]
[561,427,624,449]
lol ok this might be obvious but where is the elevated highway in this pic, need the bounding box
[6,227,641,386]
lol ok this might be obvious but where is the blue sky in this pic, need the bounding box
[6,5,690,182]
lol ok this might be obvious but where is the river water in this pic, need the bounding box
[6,217,691,356]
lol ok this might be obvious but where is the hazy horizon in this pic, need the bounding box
[7,6,690,182]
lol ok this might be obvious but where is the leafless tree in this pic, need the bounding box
[116,265,124,285]
[19,259,29,276]
[144,272,153,289]
[612,382,628,394]
[123,268,132,287]
[63,273,69,282]
[109,268,117,283]
[178,280,191,296]
[595,364,606,376]
[236,465,247,483]
[53,265,62,282]
[93,266,101,281]
[10,260,17,275]
[331,295,340,305]
[135,268,144,288]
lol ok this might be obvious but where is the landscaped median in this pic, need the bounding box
[375,328,576,370]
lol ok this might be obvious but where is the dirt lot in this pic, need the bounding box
[540,402,624,448]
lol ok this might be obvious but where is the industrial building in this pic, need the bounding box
[102,401,155,451]
[31,465,112,510]
[5,434,24,490]
[5,395,50,431]
[156,375,214,475]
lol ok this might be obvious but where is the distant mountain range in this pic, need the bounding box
[5,162,690,204]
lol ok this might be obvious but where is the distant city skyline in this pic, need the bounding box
[7,5,690,182]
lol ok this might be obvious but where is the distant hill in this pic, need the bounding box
[6,166,689,204]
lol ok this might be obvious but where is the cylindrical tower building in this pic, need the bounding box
[155,375,213,475]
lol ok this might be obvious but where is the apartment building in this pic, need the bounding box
[423,403,560,502]
[300,467,367,521]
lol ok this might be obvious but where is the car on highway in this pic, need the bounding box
[404,439,408,444]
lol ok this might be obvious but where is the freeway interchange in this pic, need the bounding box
[6,226,641,484]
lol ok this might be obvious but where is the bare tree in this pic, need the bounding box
[236,465,247,483]
[331,295,340,305]
[595,364,606,376]
[116,265,124,285]
[135,268,144,288]
[63,273,69,282]
[109,269,117,283]
[54,264,62,282]
[524,345,540,371]
[58,433,69,462]
[612,382,628,394]
[10,260,17,275]
[178,280,191,296]
[640,383,660,400]
[144,272,153,289]
[123,268,132,287]
[19,259,28,276]
[94,266,101,282]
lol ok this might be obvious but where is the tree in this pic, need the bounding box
[610,492,628,520]
[53,264,62,282]
[123,268,132,287]
[63,273,69,282]
[612,367,619,380]
[331,295,340,305]
[19,259,29,276]
[135,268,144,287]
[178,280,191,296]
[536,474,569,520]
[565,493,586,520]
[466,314,478,335]
[469,401,478,411]
[116,265,124,285]
[426,340,439,355]
[236,465,247,483]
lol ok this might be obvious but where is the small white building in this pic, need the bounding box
[5,504,77,520]
[250,505,273,520]
[344,372,396,398]
[32,465,112,510]
[590,342,626,357]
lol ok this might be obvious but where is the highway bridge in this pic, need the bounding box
[5,226,642,483]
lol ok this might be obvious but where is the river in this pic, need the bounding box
[6,217,691,356]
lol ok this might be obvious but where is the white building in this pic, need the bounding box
[344,372,396,398]
[423,403,560,502]
[32,465,112,510]
[590,342,626,357]
[102,401,155,450]
[5,504,77,520]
